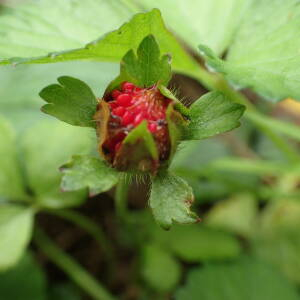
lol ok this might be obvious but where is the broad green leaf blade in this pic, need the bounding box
[0,116,26,200]
[141,244,180,292]
[0,252,47,300]
[0,0,131,61]
[0,8,198,75]
[185,91,245,140]
[205,194,257,237]
[21,120,93,208]
[200,0,300,102]
[116,35,171,87]
[134,0,250,55]
[40,76,98,127]
[152,224,241,262]
[176,257,300,300]
[0,205,34,270]
[149,171,198,229]
[61,155,119,196]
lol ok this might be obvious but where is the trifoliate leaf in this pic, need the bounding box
[133,0,250,56]
[109,35,171,89]
[149,171,198,229]
[40,76,98,127]
[185,91,245,140]
[176,257,300,300]
[0,116,26,201]
[141,244,181,292]
[0,7,198,75]
[61,155,119,196]
[0,252,47,300]
[0,204,34,271]
[199,0,300,102]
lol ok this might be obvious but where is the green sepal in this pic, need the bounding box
[105,35,172,95]
[60,155,119,197]
[184,91,245,140]
[149,170,199,229]
[40,76,98,127]
[114,121,159,172]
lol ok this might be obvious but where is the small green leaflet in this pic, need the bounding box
[40,76,98,127]
[61,155,119,197]
[149,171,198,229]
[185,91,245,140]
[0,204,34,271]
[108,35,171,89]
[199,0,300,102]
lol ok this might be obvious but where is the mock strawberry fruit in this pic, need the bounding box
[94,82,185,173]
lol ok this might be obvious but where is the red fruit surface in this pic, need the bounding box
[100,82,174,165]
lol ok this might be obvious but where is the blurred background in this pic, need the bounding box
[1,0,300,300]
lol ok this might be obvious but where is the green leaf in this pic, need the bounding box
[205,194,257,237]
[176,257,300,300]
[152,224,241,262]
[149,171,198,229]
[0,0,131,61]
[111,35,171,88]
[185,91,245,140]
[40,76,98,127]
[0,252,47,300]
[0,7,198,75]
[61,155,119,196]
[21,120,93,208]
[199,0,300,102]
[134,0,250,56]
[0,116,26,200]
[141,244,180,292]
[0,204,34,270]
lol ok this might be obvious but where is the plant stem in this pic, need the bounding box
[186,68,300,163]
[34,228,116,300]
[115,177,130,221]
[45,209,115,267]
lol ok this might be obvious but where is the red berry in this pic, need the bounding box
[148,122,158,133]
[112,90,122,99]
[122,111,134,126]
[112,106,126,117]
[121,82,135,92]
[133,113,145,126]
[117,94,132,107]
[109,101,118,109]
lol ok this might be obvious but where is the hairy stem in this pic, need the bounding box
[33,228,116,300]
[115,177,130,221]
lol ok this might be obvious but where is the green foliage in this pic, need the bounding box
[199,0,300,101]
[113,35,171,88]
[150,172,198,229]
[176,257,300,300]
[0,117,26,200]
[21,121,92,208]
[141,244,180,292]
[0,252,47,300]
[159,225,241,262]
[0,7,197,75]
[185,92,245,140]
[0,205,34,270]
[134,0,250,55]
[61,155,119,196]
[40,76,98,127]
